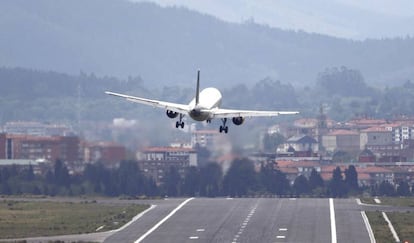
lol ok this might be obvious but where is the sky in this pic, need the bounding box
[131,0,414,40]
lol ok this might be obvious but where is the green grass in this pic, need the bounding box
[0,200,149,239]
[366,211,414,243]
[388,212,414,243]
[378,197,414,207]
[360,197,414,207]
[365,211,395,243]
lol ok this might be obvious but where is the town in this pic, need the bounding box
[1,105,413,197]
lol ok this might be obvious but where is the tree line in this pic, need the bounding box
[0,159,412,198]
[2,66,414,124]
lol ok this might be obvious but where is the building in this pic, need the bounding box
[0,134,80,162]
[137,146,197,184]
[191,130,220,148]
[322,130,360,153]
[3,121,73,136]
[360,126,393,150]
[279,135,319,157]
[82,141,126,164]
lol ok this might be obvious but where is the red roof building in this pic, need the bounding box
[2,134,80,162]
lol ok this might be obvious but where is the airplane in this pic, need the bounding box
[105,70,299,133]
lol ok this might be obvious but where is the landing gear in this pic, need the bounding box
[175,114,185,129]
[219,118,228,133]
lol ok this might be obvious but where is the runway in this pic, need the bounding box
[104,197,371,243]
[0,197,378,243]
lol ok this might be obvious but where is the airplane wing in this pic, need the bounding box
[105,91,190,114]
[209,108,299,118]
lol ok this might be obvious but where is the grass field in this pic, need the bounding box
[378,197,414,207]
[362,197,414,243]
[0,200,149,239]
[365,211,395,243]
[388,211,414,243]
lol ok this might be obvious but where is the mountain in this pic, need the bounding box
[137,0,414,40]
[1,0,414,88]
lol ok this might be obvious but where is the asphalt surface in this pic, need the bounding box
[3,197,413,243]
[106,197,370,243]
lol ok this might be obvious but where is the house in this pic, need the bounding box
[278,135,319,157]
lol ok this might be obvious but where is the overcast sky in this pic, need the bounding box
[131,0,414,40]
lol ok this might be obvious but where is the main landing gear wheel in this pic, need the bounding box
[175,114,185,129]
[175,121,184,128]
[219,125,228,133]
[219,118,228,133]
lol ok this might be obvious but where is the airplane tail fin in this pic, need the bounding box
[195,70,200,105]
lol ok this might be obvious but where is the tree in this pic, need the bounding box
[344,165,359,192]
[181,166,200,196]
[378,181,395,196]
[259,162,290,196]
[329,167,347,198]
[308,168,324,191]
[316,66,371,97]
[223,158,257,197]
[199,163,223,197]
[163,166,182,197]
[53,160,70,187]
[116,161,145,196]
[293,175,310,196]
[262,133,285,152]
[396,181,410,196]
[21,164,35,181]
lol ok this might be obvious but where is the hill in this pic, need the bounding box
[0,0,414,88]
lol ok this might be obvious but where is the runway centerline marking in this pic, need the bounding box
[279,228,288,231]
[189,236,199,239]
[196,229,205,232]
[329,198,337,243]
[231,202,259,243]
[134,197,194,243]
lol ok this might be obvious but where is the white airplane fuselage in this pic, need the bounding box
[188,87,222,121]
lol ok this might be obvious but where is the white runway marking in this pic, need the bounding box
[134,198,194,243]
[189,236,199,239]
[382,212,400,242]
[276,235,286,239]
[231,203,258,243]
[360,211,376,243]
[112,204,156,233]
[196,229,205,232]
[329,198,337,243]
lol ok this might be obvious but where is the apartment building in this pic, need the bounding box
[1,134,80,162]
[191,129,219,148]
[137,146,197,183]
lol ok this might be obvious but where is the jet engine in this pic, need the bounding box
[166,110,179,119]
[232,117,244,125]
